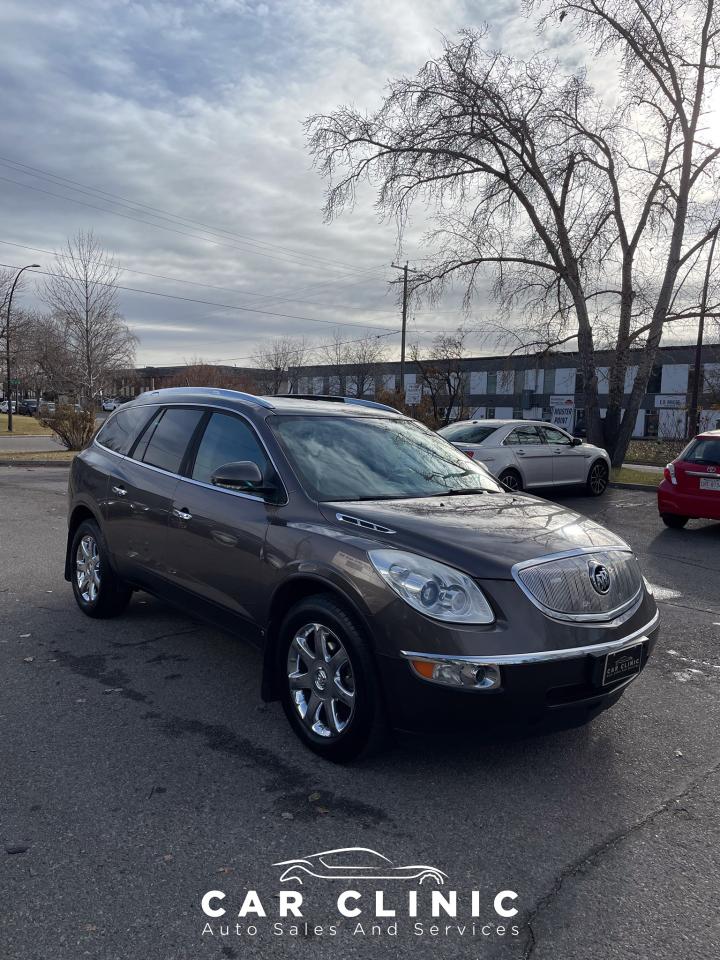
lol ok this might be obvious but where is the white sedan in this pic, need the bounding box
[437,419,612,496]
[102,398,120,412]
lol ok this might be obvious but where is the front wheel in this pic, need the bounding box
[71,519,132,618]
[586,459,609,496]
[661,513,689,529]
[498,468,523,492]
[278,595,387,762]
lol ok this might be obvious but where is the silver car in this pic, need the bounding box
[438,419,611,495]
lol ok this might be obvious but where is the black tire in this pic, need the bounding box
[586,459,609,496]
[661,513,689,529]
[498,468,523,492]
[278,594,388,762]
[70,519,132,618]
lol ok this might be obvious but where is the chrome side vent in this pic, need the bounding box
[336,513,396,534]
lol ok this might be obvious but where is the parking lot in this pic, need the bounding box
[2,465,719,960]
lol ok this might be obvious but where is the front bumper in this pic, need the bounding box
[379,612,659,733]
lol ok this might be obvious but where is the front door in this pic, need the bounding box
[165,410,282,624]
[541,425,587,484]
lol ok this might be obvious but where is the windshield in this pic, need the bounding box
[437,422,499,444]
[271,415,502,502]
[682,437,720,465]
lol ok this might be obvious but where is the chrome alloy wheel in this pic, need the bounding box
[76,534,101,603]
[286,622,356,739]
[589,461,609,495]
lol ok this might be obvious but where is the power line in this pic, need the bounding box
[0,155,383,275]
[0,259,399,332]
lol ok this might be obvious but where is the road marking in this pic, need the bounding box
[666,649,720,672]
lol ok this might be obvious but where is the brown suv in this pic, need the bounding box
[66,388,659,761]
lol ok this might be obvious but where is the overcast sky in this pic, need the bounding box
[0,0,591,367]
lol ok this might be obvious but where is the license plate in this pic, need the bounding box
[603,644,643,686]
[699,477,720,491]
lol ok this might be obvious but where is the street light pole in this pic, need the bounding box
[391,262,421,396]
[5,263,40,432]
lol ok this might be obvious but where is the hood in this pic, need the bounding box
[320,491,627,579]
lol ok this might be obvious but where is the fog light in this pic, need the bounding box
[409,658,501,690]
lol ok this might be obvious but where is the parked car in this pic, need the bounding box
[39,401,56,416]
[437,419,611,495]
[18,399,39,416]
[65,389,658,761]
[0,400,17,414]
[657,430,720,528]
[102,398,120,412]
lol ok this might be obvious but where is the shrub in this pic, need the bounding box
[40,405,96,451]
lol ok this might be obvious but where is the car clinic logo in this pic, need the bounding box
[275,847,447,885]
[201,846,520,943]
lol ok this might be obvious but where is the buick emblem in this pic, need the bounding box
[588,561,611,595]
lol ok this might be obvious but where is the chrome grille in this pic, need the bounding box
[513,549,643,622]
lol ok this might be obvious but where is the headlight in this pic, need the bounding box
[368,549,495,624]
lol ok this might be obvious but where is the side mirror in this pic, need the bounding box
[210,460,277,497]
[572,437,583,446]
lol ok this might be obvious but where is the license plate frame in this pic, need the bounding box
[699,476,720,491]
[602,643,643,686]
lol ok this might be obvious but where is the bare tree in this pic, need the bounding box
[251,337,309,394]
[410,328,469,427]
[320,330,387,397]
[42,231,137,405]
[307,4,720,465]
[166,360,255,391]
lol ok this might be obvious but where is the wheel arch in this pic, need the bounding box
[260,574,376,702]
[64,503,103,581]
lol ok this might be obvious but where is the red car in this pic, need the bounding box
[657,430,720,528]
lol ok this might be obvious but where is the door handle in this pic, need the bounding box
[172,508,193,521]
[111,485,127,496]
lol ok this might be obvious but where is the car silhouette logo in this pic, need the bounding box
[588,561,611,595]
[273,847,447,885]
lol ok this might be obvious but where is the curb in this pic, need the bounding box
[609,481,658,492]
[0,459,74,467]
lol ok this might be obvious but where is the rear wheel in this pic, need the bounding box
[586,459,609,496]
[661,513,689,529]
[278,595,387,762]
[71,519,132,618]
[498,468,523,492]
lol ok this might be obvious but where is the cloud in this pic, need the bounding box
[0,0,616,366]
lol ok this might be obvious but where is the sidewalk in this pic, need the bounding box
[0,435,60,453]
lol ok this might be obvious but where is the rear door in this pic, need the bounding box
[541,425,587,484]
[502,424,553,486]
[102,406,205,584]
[164,409,284,624]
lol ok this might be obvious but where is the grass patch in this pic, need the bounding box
[612,466,662,487]
[0,414,53,436]
[0,450,75,462]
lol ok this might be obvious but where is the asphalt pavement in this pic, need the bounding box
[1,467,719,960]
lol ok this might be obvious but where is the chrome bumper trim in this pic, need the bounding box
[400,610,660,667]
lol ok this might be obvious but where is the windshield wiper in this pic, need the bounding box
[429,487,488,497]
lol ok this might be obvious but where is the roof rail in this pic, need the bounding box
[140,387,274,409]
[277,394,400,414]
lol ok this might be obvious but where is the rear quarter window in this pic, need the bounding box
[96,405,157,456]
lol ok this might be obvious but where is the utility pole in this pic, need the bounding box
[687,229,718,440]
[391,262,421,397]
[5,263,40,432]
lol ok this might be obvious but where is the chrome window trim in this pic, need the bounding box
[94,402,289,506]
[685,469,720,477]
[511,545,643,624]
[401,610,659,666]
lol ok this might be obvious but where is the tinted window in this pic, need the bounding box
[192,412,270,484]
[682,437,720,464]
[506,426,543,445]
[96,405,157,456]
[141,408,204,473]
[542,426,572,446]
[272,415,502,501]
[438,423,499,444]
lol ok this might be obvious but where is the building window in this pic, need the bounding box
[487,372,497,393]
[644,410,659,437]
[647,364,662,393]
[575,370,584,393]
[513,407,523,419]
[486,407,496,419]
[544,369,556,394]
